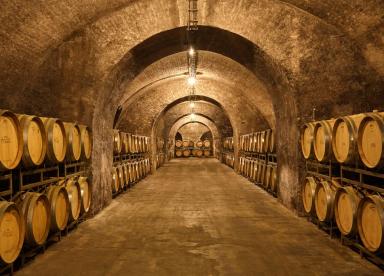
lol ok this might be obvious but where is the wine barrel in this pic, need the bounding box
[269,129,276,153]
[239,136,244,151]
[252,161,258,181]
[137,136,143,153]
[264,130,271,154]
[41,117,67,164]
[78,177,92,214]
[301,122,316,159]
[270,166,278,193]
[192,149,197,156]
[78,125,92,160]
[264,165,272,189]
[249,160,255,179]
[203,140,211,148]
[46,185,69,232]
[332,114,364,164]
[182,141,189,148]
[123,164,130,185]
[302,177,318,215]
[111,167,120,193]
[0,201,24,264]
[175,150,183,157]
[119,132,128,154]
[203,150,210,157]
[357,112,384,169]
[17,115,47,168]
[64,179,81,222]
[146,159,151,174]
[334,186,361,237]
[315,179,339,222]
[126,133,133,153]
[196,140,203,148]
[113,130,122,154]
[243,159,248,177]
[175,140,183,148]
[260,163,267,186]
[239,157,244,174]
[64,122,81,161]
[0,110,23,170]
[357,195,384,253]
[189,141,194,147]
[16,192,50,247]
[128,163,136,183]
[117,165,126,189]
[313,119,335,162]
[135,162,140,180]
[183,150,191,157]
[196,150,203,157]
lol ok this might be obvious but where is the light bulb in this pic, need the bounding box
[189,47,195,56]
[190,101,195,108]
[187,76,196,86]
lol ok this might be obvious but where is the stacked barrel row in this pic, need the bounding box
[223,153,235,168]
[240,129,275,153]
[0,176,91,264]
[175,140,211,157]
[0,109,92,171]
[113,130,150,155]
[111,159,151,194]
[301,110,384,255]
[223,137,234,151]
[222,137,234,168]
[156,153,165,168]
[239,157,278,193]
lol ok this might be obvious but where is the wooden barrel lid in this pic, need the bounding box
[333,120,350,163]
[175,150,182,157]
[31,195,50,245]
[54,187,69,230]
[0,110,23,170]
[0,201,24,264]
[175,140,182,148]
[71,125,81,160]
[66,180,81,221]
[301,123,314,159]
[53,121,66,161]
[196,141,203,148]
[314,124,326,161]
[358,114,383,168]
[203,140,211,148]
[80,125,92,160]
[358,196,384,252]
[183,150,190,157]
[182,141,189,148]
[112,168,119,192]
[197,150,203,157]
[27,119,45,164]
[302,177,317,214]
[41,117,67,163]
[335,190,353,235]
[79,177,91,213]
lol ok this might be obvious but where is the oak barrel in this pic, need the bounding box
[270,166,278,193]
[175,140,183,148]
[203,150,210,157]
[18,115,47,167]
[117,165,126,189]
[302,177,318,215]
[175,150,183,157]
[332,114,364,164]
[46,185,69,232]
[78,177,92,214]
[252,161,258,181]
[203,140,211,148]
[264,165,272,189]
[182,140,190,148]
[314,179,339,222]
[120,132,128,154]
[16,192,50,247]
[0,201,24,264]
[264,130,271,153]
[128,163,136,183]
[357,112,384,169]
[79,125,92,160]
[111,167,120,193]
[357,195,384,253]
[41,117,67,164]
[301,122,316,159]
[64,179,81,222]
[196,141,203,148]
[64,122,81,161]
[313,119,335,162]
[269,129,276,153]
[0,110,23,170]
[334,186,361,237]
[113,130,122,154]
[183,150,191,157]
[196,150,203,157]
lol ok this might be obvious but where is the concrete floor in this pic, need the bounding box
[18,158,381,275]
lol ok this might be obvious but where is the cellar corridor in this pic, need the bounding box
[17,159,379,275]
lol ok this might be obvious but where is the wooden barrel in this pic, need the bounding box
[175,140,183,148]
[189,141,194,147]
[260,163,266,185]
[64,122,81,161]
[270,166,278,192]
[239,136,244,151]
[302,177,318,215]
[264,130,271,153]
[301,122,316,159]
[175,150,183,157]
[196,141,203,148]
[113,130,122,154]
[313,119,335,162]
[46,185,69,232]
[126,133,133,153]
[269,129,276,153]
[196,150,203,157]
[315,179,339,222]
[203,140,211,148]
[243,159,248,177]
[78,177,91,214]
[17,115,47,168]
[182,141,190,148]
[117,165,126,189]
[357,112,384,169]
[78,125,92,160]
[192,149,197,156]
[332,114,364,164]
[111,167,120,193]
[41,117,67,164]
[123,164,130,185]
[119,132,128,154]
[128,163,136,183]
[357,195,384,253]
[0,110,23,170]
[252,161,258,181]
[334,186,361,237]
[264,165,272,188]
[0,201,24,264]
[64,179,81,222]
[203,150,210,157]
[16,192,50,247]
[249,160,255,179]
[137,136,143,153]
[183,150,191,157]
[135,162,140,180]
[239,157,244,174]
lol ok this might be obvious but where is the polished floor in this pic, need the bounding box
[18,158,381,275]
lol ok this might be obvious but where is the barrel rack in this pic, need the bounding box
[304,159,384,269]
[0,159,91,275]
